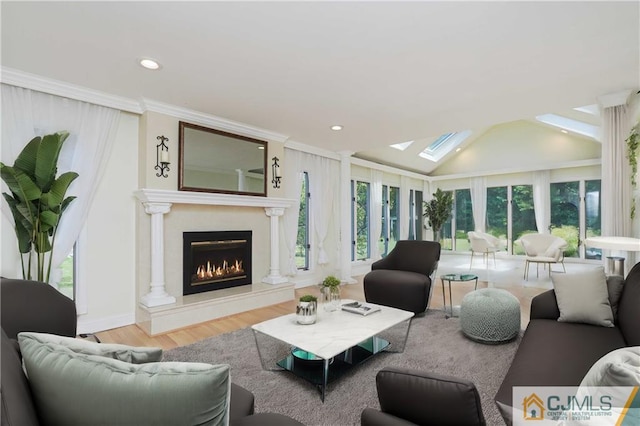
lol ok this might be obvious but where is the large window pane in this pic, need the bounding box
[379,185,388,257]
[512,185,537,254]
[352,181,371,261]
[585,179,602,260]
[486,186,507,250]
[389,186,399,252]
[550,181,579,258]
[455,189,473,251]
[296,172,310,269]
[412,190,423,240]
[59,247,75,300]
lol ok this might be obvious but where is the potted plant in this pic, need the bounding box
[296,295,318,325]
[0,131,78,283]
[423,188,453,242]
[320,275,341,312]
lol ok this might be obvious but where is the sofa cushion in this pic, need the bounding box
[1,329,39,426]
[606,275,625,319]
[552,267,614,327]
[20,331,162,363]
[494,319,626,422]
[18,332,231,426]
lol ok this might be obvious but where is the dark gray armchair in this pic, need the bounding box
[362,367,486,426]
[1,277,303,426]
[364,240,441,314]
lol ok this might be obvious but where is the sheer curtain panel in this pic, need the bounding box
[370,170,383,260]
[1,84,120,284]
[533,170,550,234]
[470,177,487,233]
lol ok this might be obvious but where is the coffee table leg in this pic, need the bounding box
[321,358,330,402]
[441,279,447,317]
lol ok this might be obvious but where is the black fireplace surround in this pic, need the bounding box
[183,231,252,295]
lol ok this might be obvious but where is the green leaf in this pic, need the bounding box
[2,193,32,253]
[60,196,76,214]
[13,136,40,176]
[36,132,66,191]
[39,210,59,231]
[0,165,42,202]
[46,171,78,207]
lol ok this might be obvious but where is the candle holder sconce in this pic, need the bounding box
[271,156,282,189]
[156,135,170,178]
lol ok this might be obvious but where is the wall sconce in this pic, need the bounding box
[155,135,170,178]
[271,156,281,189]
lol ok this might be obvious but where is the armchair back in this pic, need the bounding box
[371,240,441,276]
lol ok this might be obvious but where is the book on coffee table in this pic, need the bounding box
[341,301,381,316]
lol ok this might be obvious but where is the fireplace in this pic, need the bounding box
[183,231,252,295]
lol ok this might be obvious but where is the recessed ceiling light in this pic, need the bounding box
[331,125,343,131]
[139,58,161,70]
[258,146,265,150]
[561,129,568,134]
[455,148,461,152]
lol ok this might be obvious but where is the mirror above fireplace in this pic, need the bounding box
[178,121,267,196]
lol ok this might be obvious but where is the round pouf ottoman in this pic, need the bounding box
[460,288,520,344]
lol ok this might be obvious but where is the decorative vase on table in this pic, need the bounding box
[321,286,341,312]
[296,296,317,325]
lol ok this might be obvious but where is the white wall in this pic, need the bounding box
[77,112,139,333]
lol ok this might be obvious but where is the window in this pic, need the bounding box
[486,186,508,249]
[454,189,473,251]
[585,180,602,260]
[550,181,580,258]
[351,180,371,261]
[408,189,423,240]
[296,172,310,270]
[58,245,76,300]
[511,185,537,254]
[379,185,400,256]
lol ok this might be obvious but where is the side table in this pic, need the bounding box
[440,274,478,318]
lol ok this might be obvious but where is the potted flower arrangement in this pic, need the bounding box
[296,295,318,325]
[320,275,341,312]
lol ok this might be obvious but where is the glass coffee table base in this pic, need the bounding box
[276,337,390,402]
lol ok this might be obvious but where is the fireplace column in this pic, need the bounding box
[262,207,288,284]
[141,202,176,307]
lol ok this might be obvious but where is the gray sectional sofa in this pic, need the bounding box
[494,262,640,424]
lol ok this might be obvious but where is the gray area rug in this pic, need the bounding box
[164,310,519,426]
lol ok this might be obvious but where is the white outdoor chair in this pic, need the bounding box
[468,231,502,268]
[517,233,567,280]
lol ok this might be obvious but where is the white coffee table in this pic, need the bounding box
[251,300,414,401]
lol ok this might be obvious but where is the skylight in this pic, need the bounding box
[390,141,414,151]
[419,131,472,162]
[573,104,599,116]
[535,114,599,140]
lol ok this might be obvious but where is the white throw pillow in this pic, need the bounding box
[580,346,640,388]
[552,267,614,327]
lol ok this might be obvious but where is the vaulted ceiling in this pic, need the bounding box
[2,1,638,174]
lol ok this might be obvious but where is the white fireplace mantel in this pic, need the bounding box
[135,188,295,308]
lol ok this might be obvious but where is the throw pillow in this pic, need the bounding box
[575,347,640,425]
[22,331,162,363]
[18,332,231,426]
[552,267,614,327]
[580,346,640,388]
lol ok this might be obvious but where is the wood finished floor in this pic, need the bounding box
[96,276,547,350]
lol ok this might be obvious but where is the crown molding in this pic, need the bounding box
[285,140,341,161]
[141,98,289,144]
[0,67,143,113]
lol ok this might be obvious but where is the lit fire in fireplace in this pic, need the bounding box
[193,259,244,283]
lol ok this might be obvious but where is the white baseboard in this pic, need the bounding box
[77,313,136,335]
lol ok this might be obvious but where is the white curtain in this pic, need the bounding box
[399,176,410,239]
[533,170,550,234]
[469,177,487,232]
[370,170,383,260]
[601,104,633,238]
[1,84,120,283]
[308,154,340,265]
[281,148,304,276]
